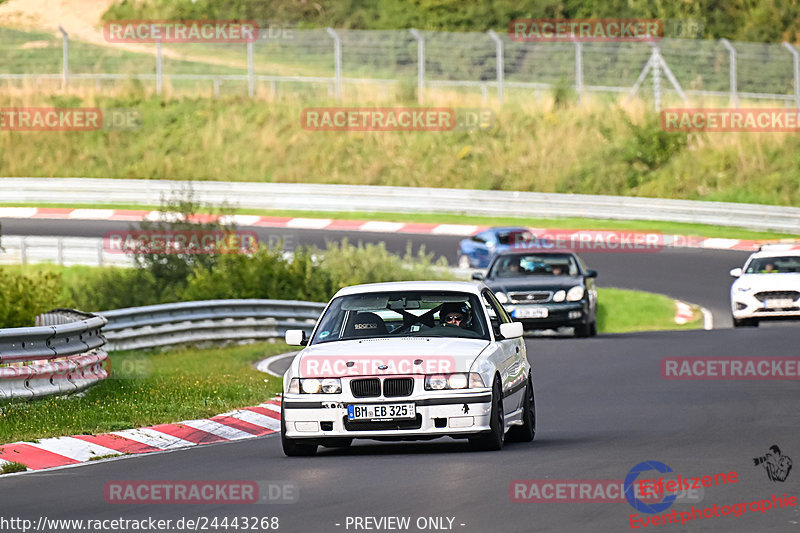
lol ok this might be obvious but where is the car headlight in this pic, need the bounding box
[299,378,341,394]
[425,373,484,390]
[552,290,566,302]
[495,291,509,304]
[566,286,585,301]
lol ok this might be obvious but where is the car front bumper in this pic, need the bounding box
[282,390,492,440]
[731,293,800,320]
[505,302,590,330]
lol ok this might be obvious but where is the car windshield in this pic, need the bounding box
[497,230,533,246]
[745,256,800,274]
[489,253,578,278]
[310,291,490,344]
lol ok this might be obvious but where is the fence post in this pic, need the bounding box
[783,42,800,108]
[326,28,342,100]
[652,47,661,112]
[410,29,425,104]
[58,26,69,88]
[57,238,64,265]
[20,237,27,265]
[156,38,163,95]
[720,39,738,108]
[247,41,255,98]
[574,40,584,105]
[487,30,504,105]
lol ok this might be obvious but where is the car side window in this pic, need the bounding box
[471,234,486,244]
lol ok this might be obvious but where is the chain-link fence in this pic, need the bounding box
[1,25,798,108]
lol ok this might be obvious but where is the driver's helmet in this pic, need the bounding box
[440,302,471,328]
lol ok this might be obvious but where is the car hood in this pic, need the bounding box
[295,337,490,376]
[733,273,800,291]
[485,276,584,293]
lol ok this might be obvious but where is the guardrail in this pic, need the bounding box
[0,310,108,400]
[100,299,325,352]
[1,178,798,233]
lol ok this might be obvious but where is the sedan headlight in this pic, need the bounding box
[566,286,585,301]
[425,372,484,390]
[552,290,566,302]
[299,378,341,394]
[495,291,509,304]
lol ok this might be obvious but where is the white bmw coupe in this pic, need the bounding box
[281,281,535,456]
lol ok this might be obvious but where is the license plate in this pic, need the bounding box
[347,403,415,420]
[514,307,549,319]
[765,299,794,308]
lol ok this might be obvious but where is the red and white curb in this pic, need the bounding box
[0,206,790,250]
[674,301,695,324]
[0,398,282,472]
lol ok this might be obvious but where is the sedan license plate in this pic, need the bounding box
[348,403,415,420]
[514,307,549,319]
[765,298,794,308]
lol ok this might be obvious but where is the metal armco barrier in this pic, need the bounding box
[0,310,109,399]
[1,178,798,233]
[100,299,325,351]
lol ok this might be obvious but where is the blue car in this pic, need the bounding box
[457,227,533,269]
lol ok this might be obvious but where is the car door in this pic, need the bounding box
[481,289,527,415]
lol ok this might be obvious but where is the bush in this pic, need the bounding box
[0,269,64,327]
[64,268,163,312]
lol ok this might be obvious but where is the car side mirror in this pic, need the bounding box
[285,330,308,346]
[499,322,524,339]
[586,269,598,278]
[729,268,742,278]
[472,272,484,281]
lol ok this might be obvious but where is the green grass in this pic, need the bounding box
[597,287,702,333]
[0,461,27,474]
[2,93,799,208]
[0,342,286,443]
[1,202,795,241]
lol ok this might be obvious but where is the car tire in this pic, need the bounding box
[732,316,759,328]
[589,319,598,336]
[280,403,318,457]
[469,378,504,452]
[575,321,592,338]
[457,254,471,269]
[507,376,536,443]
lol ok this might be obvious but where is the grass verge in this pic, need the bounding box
[0,461,27,474]
[0,202,795,241]
[597,288,702,333]
[0,342,287,444]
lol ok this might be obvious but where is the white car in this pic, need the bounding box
[280,281,535,456]
[730,244,800,327]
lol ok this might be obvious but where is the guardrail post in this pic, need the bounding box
[156,38,163,95]
[783,42,800,108]
[409,29,425,104]
[720,39,738,108]
[247,41,255,98]
[326,28,342,100]
[487,30,504,105]
[58,26,69,88]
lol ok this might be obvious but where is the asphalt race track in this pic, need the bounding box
[1,217,798,533]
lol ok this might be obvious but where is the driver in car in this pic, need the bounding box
[440,302,470,329]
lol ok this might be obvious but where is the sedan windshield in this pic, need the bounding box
[311,291,489,344]
[489,253,578,278]
[745,256,800,274]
